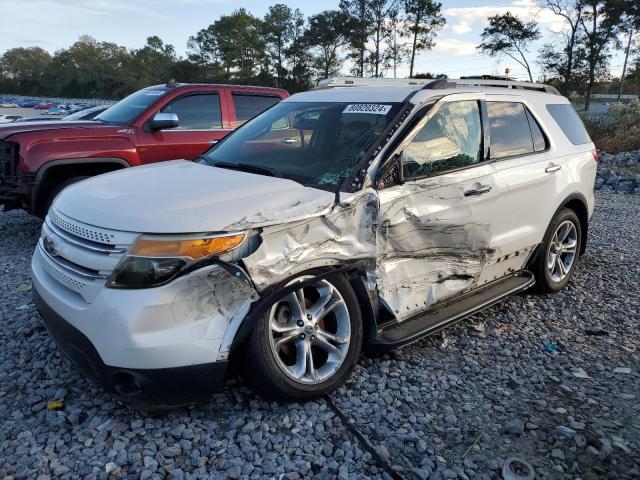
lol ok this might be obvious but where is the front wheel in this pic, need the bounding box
[241,274,363,401]
[533,207,582,293]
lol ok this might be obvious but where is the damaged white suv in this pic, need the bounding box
[31,77,597,407]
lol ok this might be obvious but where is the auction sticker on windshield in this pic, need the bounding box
[343,104,392,115]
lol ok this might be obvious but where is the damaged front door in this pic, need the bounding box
[376,97,495,322]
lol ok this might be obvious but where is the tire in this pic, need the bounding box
[41,176,89,217]
[532,207,582,294]
[241,273,363,401]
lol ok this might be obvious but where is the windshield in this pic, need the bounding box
[202,101,402,189]
[95,87,169,125]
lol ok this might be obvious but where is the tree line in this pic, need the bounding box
[478,0,639,108]
[0,1,445,99]
[0,0,638,105]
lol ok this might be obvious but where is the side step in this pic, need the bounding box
[369,271,535,351]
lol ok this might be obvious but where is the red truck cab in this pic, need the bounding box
[0,82,288,216]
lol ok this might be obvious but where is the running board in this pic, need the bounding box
[369,271,535,351]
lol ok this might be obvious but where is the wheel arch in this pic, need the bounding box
[230,261,379,354]
[32,158,129,215]
[558,192,589,256]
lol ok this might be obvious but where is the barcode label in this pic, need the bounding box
[343,104,392,115]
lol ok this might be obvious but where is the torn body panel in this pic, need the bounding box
[376,169,496,322]
[242,189,380,292]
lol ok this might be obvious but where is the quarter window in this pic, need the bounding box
[402,100,483,179]
[546,104,591,145]
[526,109,547,152]
[161,94,222,130]
[232,94,281,125]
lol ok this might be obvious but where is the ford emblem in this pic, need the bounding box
[43,236,59,257]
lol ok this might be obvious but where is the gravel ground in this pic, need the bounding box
[1,191,638,480]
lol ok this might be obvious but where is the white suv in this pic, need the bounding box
[31,77,597,407]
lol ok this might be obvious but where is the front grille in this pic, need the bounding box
[38,210,139,302]
[49,208,118,245]
[0,140,19,178]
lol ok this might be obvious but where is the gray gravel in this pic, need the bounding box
[1,191,639,480]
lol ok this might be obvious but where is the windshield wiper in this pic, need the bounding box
[212,162,281,178]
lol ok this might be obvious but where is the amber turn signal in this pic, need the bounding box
[129,234,245,259]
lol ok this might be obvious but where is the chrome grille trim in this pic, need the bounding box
[49,208,119,245]
[38,240,109,280]
[45,216,126,254]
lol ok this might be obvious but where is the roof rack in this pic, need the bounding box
[314,76,561,95]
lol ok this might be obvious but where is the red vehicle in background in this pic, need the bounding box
[34,102,55,110]
[0,82,288,216]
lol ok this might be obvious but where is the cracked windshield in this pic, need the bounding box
[203,101,402,189]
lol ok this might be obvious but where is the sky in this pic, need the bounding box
[0,0,627,81]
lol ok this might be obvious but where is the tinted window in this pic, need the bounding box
[161,94,222,130]
[526,109,547,152]
[546,104,591,145]
[96,87,169,125]
[488,102,534,158]
[232,94,281,125]
[403,100,482,178]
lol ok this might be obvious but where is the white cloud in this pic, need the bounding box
[451,22,472,34]
[430,39,478,56]
[444,0,567,35]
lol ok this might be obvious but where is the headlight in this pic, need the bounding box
[107,233,246,289]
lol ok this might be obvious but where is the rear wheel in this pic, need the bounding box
[242,274,363,401]
[533,207,582,293]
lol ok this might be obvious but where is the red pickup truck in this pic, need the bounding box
[0,82,288,216]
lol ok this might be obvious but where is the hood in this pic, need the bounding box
[0,120,108,140]
[54,160,336,233]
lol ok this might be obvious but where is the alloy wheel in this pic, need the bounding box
[268,278,351,384]
[547,220,578,283]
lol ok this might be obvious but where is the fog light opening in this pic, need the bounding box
[112,372,142,397]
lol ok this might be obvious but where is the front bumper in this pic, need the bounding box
[33,287,229,408]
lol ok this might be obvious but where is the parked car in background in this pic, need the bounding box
[34,102,54,110]
[0,82,288,216]
[29,77,597,407]
[19,100,40,108]
[0,114,24,124]
[63,105,109,120]
[41,107,66,116]
[0,102,18,108]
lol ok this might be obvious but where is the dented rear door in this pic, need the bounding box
[376,96,495,322]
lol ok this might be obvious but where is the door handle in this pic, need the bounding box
[281,137,300,144]
[545,164,561,173]
[464,184,492,196]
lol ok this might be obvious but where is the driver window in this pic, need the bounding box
[402,100,482,179]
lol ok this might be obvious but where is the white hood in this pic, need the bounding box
[54,160,336,233]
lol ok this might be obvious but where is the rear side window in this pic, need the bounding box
[488,102,538,158]
[161,93,222,130]
[546,104,591,145]
[525,109,547,152]
[232,94,281,125]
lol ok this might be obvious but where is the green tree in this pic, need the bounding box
[404,0,445,78]
[305,10,350,79]
[212,9,266,82]
[384,8,410,78]
[340,0,371,77]
[263,4,295,87]
[0,47,52,94]
[284,9,313,91]
[537,0,586,93]
[478,12,541,82]
[368,0,399,77]
[580,0,618,108]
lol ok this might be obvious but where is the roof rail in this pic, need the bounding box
[454,78,561,95]
[314,76,561,96]
[314,77,449,90]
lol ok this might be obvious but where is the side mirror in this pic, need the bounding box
[149,112,179,130]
